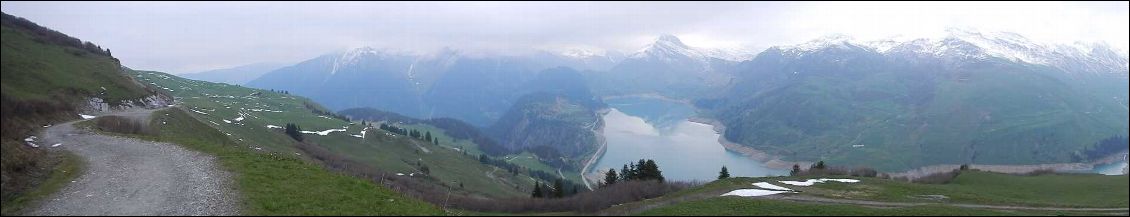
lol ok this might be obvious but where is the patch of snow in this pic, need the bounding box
[779,178,861,186]
[818,178,860,183]
[300,128,347,136]
[24,136,37,142]
[222,119,232,124]
[752,182,794,191]
[721,189,792,197]
[266,125,283,129]
[25,142,39,148]
[396,173,405,176]
[51,143,62,148]
[80,114,96,120]
[779,179,824,186]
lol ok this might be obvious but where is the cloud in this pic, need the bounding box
[2,1,1126,74]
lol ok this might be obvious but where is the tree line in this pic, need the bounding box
[2,12,113,57]
[602,159,665,187]
[379,123,440,146]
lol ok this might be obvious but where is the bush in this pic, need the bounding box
[912,169,962,184]
[849,167,878,178]
[93,116,152,135]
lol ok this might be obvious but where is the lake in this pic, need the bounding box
[592,97,786,182]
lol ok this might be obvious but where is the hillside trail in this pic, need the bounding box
[24,108,239,216]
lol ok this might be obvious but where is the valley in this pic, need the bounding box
[3,2,1129,216]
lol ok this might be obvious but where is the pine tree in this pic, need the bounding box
[620,164,631,182]
[425,131,432,142]
[643,159,664,182]
[718,166,730,180]
[812,161,826,170]
[531,182,543,198]
[791,164,802,176]
[603,169,618,187]
[552,179,564,198]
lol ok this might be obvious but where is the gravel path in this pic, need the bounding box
[25,109,238,216]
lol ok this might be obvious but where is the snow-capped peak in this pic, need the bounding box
[561,48,601,59]
[773,29,1129,74]
[778,33,865,56]
[629,34,706,61]
[656,34,690,49]
[629,34,757,62]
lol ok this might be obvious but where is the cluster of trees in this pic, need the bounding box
[530,179,583,198]
[1077,135,1129,162]
[602,159,664,187]
[789,161,878,178]
[303,101,349,122]
[267,89,290,95]
[284,123,304,141]
[378,123,440,145]
[475,154,585,195]
[2,13,113,57]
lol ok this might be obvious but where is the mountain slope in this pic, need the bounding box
[588,35,741,99]
[248,47,615,126]
[707,31,1129,171]
[180,62,285,85]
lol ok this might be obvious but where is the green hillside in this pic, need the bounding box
[713,48,1130,171]
[609,171,1128,216]
[129,70,546,198]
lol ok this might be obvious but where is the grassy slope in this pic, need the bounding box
[130,70,538,198]
[638,197,1033,216]
[616,171,1127,216]
[0,152,82,215]
[135,108,443,215]
[0,26,148,103]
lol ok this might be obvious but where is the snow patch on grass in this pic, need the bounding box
[721,189,792,197]
[753,182,794,191]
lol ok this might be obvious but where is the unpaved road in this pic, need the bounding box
[25,109,238,216]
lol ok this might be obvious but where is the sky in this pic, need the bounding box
[2,1,1127,74]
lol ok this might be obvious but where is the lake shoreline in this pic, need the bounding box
[580,108,611,190]
[686,116,1129,179]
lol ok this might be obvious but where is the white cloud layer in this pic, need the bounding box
[2,1,1126,74]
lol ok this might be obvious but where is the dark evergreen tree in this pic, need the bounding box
[718,166,730,180]
[603,168,618,187]
[812,161,826,170]
[620,164,631,182]
[791,164,802,176]
[552,179,564,198]
[532,182,543,198]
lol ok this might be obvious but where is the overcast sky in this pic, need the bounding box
[3,1,1127,74]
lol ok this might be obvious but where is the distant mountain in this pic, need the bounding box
[248,48,613,126]
[705,29,1129,171]
[180,62,286,85]
[587,34,743,99]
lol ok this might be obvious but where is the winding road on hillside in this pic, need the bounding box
[25,108,238,216]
